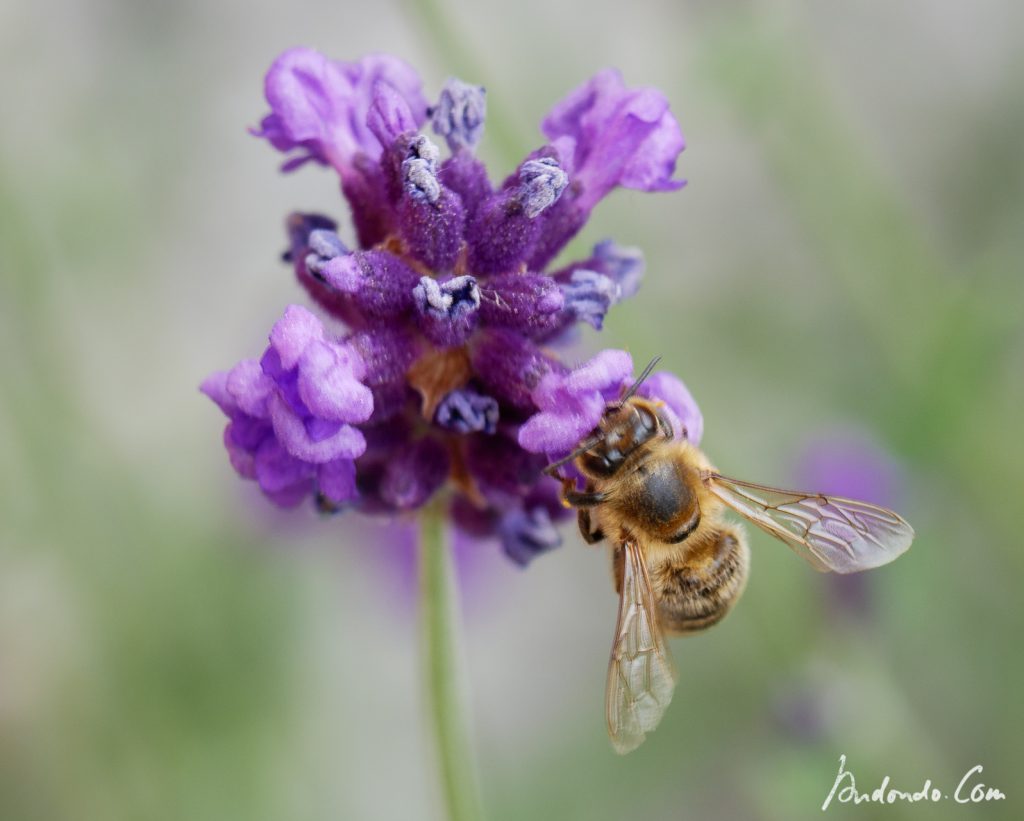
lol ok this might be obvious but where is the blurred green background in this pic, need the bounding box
[2,0,1022,819]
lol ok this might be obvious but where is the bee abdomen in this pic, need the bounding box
[654,527,750,634]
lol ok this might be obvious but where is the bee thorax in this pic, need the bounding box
[611,458,700,545]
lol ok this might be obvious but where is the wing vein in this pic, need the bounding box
[704,472,913,574]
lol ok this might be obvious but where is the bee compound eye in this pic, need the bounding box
[638,406,656,431]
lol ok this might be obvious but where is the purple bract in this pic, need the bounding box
[205,49,695,565]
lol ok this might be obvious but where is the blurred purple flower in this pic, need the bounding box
[797,431,904,507]
[205,49,691,566]
[770,662,843,745]
[796,430,906,622]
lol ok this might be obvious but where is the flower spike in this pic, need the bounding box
[208,50,692,564]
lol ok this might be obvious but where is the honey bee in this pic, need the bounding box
[545,358,915,754]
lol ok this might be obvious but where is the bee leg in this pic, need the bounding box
[611,544,624,594]
[557,476,608,508]
[564,488,607,508]
[577,509,605,544]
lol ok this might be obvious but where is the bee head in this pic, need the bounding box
[579,399,662,478]
[542,356,666,480]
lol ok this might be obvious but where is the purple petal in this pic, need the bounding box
[222,422,259,479]
[346,52,428,135]
[226,414,272,454]
[542,68,685,211]
[253,437,314,500]
[556,349,632,397]
[226,359,274,418]
[519,349,633,455]
[618,106,686,192]
[253,48,427,177]
[366,79,419,148]
[517,390,606,455]
[255,48,360,171]
[318,458,358,503]
[268,393,366,463]
[297,340,374,424]
[269,304,323,370]
[200,371,237,416]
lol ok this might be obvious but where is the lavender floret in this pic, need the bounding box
[501,506,562,567]
[560,269,618,330]
[517,157,569,218]
[435,389,499,435]
[431,78,487,152]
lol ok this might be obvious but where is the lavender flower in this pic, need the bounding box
[797,432,904,507]
[205,49,692,565]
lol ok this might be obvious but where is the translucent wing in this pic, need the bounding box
[704,473,914,574]
[606,539,676,754]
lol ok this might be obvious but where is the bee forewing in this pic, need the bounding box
[705,474,914,574]
[606,540,676,754]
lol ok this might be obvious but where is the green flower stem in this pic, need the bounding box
[420,507,485,821]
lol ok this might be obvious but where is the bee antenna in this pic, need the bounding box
[615,355,662,407]
[542,432,605,477]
